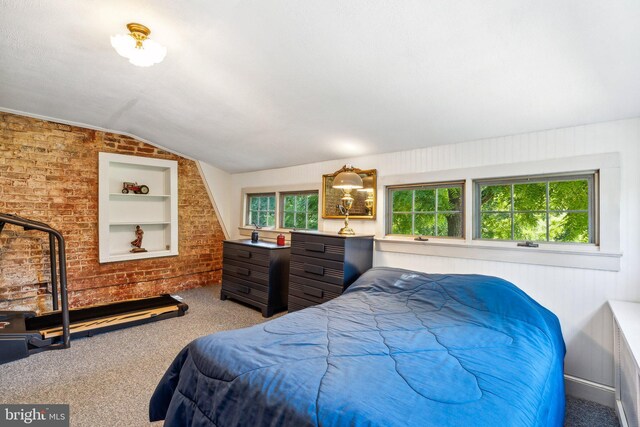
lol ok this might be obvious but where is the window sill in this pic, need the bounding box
[238,227,312,242]
[375,237,622,271]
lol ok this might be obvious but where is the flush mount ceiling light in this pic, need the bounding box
[111,23,167,67]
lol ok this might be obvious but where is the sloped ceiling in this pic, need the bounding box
[1,1,639,173]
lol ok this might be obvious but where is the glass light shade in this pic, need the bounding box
[111,34,167,67]
[332,170,363,190]
[357,175,374,192]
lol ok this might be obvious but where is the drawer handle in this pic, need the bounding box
[304,264,324,276]
[305,242,325,253]
[303,286,323,298]
[236,267,250,276]
[237,285,250,294]
[237,250,252,259]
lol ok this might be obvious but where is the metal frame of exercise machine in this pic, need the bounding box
[0,213,188,364]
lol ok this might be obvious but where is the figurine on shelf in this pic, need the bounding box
[122,182,150,195]
[130,225,147,253]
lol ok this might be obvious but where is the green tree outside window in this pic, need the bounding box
[389,184,464,237]
[478,177,592,243]
[281,192,318,230]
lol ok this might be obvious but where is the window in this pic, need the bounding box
[475,173,596,243]
[280,191,319,230]
[387,182,464,237]
[246,193,276,227]
[378,153,617,270]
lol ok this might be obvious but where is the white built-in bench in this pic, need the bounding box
[610,300,640,427]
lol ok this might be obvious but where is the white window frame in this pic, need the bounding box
[377,153,621,271]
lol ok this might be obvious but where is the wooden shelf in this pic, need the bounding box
[107,249,175,263]
[109,222,171,226]
[99,153,178,263]
[109,193,171,198]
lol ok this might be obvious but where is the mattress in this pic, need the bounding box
[150,267,565,426]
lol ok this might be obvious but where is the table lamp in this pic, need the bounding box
[332,165,363,235]
[357,175,375,216]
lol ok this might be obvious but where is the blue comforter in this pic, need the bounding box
[150,267,565,426]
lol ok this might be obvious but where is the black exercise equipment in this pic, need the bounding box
[0,213,188,365]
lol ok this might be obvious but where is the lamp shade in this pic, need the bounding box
[333,166,363,190]
[357,175,374,192]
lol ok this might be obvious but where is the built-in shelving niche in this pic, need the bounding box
[98,152,178,263]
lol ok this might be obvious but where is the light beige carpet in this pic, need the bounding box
[0,286,276,426]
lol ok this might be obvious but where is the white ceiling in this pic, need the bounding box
[1,1,639,173]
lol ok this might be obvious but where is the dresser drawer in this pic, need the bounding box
[222,273,268,292]
[289,278,342,305]
[287,300,308,313]
[288,295,317,312]
[223,243,270,267]
[290,255,344,285]
[223,258,269,285]
[222,280,268,304]
[290,233,345,262]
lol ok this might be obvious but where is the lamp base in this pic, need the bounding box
[338,226,356,236]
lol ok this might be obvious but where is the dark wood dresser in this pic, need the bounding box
[221,239,290,317]
[288,231,374,312]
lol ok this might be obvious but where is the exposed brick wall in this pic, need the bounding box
[0,112,225,312]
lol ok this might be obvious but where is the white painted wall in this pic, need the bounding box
[222,117,640,392]
[197,161,232,238]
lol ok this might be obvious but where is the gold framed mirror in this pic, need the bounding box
[322,166,377,220]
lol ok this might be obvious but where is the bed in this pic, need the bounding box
[150,267,565,426]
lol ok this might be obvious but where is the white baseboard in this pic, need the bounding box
[565,374,616,408]
[616,400,630,427]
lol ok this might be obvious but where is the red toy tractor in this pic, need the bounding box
[122,182,149,194]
